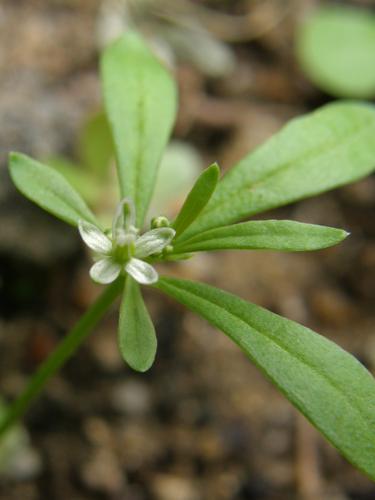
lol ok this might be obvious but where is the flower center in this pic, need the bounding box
[112,231,136,263]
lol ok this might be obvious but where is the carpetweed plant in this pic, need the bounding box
[4,32,375,480]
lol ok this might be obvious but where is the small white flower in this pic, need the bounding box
[78,198,175,285]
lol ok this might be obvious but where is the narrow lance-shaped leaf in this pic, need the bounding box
[173,163,220,238]
[156,277,375,481]
[9,152,97,227]
[119,277,157,372]
[173,220,348,254]
[101,32,177,227]
[178,102,375,241]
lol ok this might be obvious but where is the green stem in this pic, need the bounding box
[0,278,124,438]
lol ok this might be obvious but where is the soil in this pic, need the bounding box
[0,1,374,499]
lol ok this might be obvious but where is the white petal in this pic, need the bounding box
[89,258,121,284]
[135,228,175,258]
[125,258,158,285]
[112,198,136,239]
[78,220,112,254]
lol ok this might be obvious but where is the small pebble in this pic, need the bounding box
[111,379,152,416]
[151,474,201,500]
[80,447,125,494]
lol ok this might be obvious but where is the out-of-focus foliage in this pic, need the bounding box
[296,5,375,98]
[97,0,236,77]
[0,399,41,481]
[78,112,114,178]
[147,141,202,221]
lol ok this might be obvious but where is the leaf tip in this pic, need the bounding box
[8,151,22,168]
[335,228,350,243]
[8,152,24,184]
[8,151,18,160]
[124,350,156,373]
[208,162,220,178]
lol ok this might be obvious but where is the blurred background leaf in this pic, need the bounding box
[296,5,375,98]
[0,399,41,482]
[78,111,114,178]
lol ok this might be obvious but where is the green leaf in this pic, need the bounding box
[101,32,177,226]
[78,111,114,176]
[156,277,375,481]
[177,102,375,241]
[9,153,97,227]
[173,220,348,254]
[119,277,157,372]
[173,163,220,238]
[296,6,375,98]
